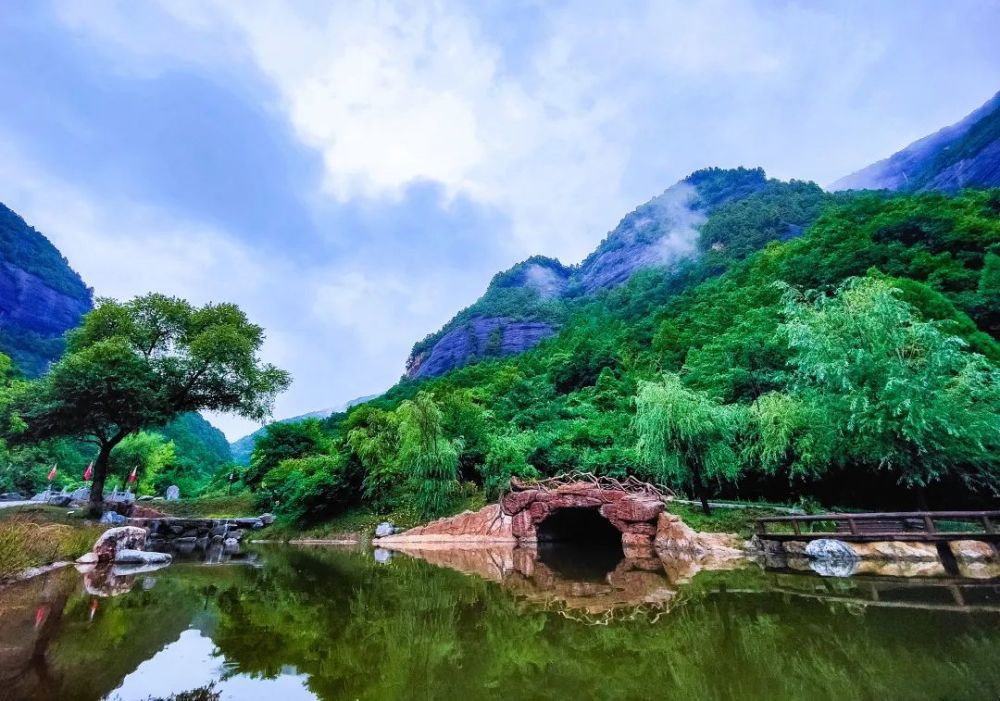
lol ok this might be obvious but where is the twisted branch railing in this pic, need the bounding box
[506,470,674,503]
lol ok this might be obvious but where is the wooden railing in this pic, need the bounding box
[753,510,1000,542]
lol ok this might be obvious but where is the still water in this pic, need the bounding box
[1,544,998,701]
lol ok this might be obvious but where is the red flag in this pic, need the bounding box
[47,466,57,482]
[83,462,93,481]
[128,466,137,484]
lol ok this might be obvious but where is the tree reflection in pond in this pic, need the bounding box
[0,546,997,701]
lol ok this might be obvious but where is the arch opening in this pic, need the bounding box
[536,507,624,581]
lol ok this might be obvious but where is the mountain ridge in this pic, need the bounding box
[830,89,1000,193]
[0,202,93,375]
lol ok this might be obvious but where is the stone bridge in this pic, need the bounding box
[373,475,739,560]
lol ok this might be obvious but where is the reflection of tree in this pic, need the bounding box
[6,552,1000,700]
[205,549,1000,701]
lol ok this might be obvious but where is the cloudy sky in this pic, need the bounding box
[1,1,997,439]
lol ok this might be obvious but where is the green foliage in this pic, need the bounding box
[482,431,539,499]
[264,454,356,523]
[5,293,290,504]
[247,419,329,488]
[398,393,463,519]
[259,186,1000,522]
[108,431,175,494]
[756,277,1000,492]
[635,373,746,511]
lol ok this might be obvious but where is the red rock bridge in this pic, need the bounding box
[374,474,676,556]
[501,474,672,551]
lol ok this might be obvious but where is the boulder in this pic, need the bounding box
[93,526,148,563]
[850,541,939,561]
[165,485,180,500]
[113,549,172,565]
[99,511,128,526]
[950,540,998,563]
[374,522,397,538]
[259,513,275,525]
[804,538,858,561]
[501,490,536,515]
[375,504,516,543]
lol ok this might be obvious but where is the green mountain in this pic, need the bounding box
[831,89,1000,193]
[0,202,92,375]
[405,168,827,379]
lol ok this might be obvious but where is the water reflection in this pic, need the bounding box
[0,545,997,701]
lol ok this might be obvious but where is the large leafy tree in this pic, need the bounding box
[9,294,290,506]
[635,373,745,514]
[758,276,1000,494]
[397,392,462,519]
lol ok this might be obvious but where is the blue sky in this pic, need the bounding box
[0,1,997,439]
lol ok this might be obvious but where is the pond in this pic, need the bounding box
[1,544,998,701]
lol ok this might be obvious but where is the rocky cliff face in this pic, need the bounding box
[406,317,556,379]
[0,203,92,375]
[405,167,770,380]
[830,89,1000,193]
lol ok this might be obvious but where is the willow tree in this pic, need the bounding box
[397,392,462,519]
[763,276,1000,494]
[9,294,290,507]
[635,373,745,514]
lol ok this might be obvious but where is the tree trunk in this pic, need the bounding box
[88,442,114,509]
[692,467,712,516]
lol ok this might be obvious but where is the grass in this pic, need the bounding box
[0,508,104,580]
[669,502,798,538]
[150,494,257,518]
[266,492,489,542]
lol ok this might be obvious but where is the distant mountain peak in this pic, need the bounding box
[830,89,1000,193]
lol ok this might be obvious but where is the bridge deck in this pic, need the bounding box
[753,510,1000,543]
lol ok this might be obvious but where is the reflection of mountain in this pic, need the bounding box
[3,549,999,701]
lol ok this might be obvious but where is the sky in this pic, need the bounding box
[0,1,997,440]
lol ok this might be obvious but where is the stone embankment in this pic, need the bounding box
[128,514,275,549]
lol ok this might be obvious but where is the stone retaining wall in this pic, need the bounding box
[128,514,274,549]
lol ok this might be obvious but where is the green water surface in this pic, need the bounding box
[0,546,998,701]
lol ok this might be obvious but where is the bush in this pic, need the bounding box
[0,515,102,579]
[262,454,358,524]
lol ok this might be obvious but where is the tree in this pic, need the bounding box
[635,373,745,514]
[345,407,402,511]
[9,294,290,507]
[108,431,176,494]
[764,276,1000,493]
[247,419,327,489]
[397,392,462,519]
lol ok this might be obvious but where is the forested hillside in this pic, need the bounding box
[248,183,1000,524]
[406,168,825,379]
[831,89,1000,193]
[0,202,92,375]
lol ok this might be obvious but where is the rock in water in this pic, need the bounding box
[113,549,172,565]
[804,538,860,577]
[92,526,148,563]
[375,522,397,538]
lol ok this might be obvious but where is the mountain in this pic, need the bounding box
[405,167,825,380]
[230,394,379,464]
[830,89,1000,193]
[0,202,92,375]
